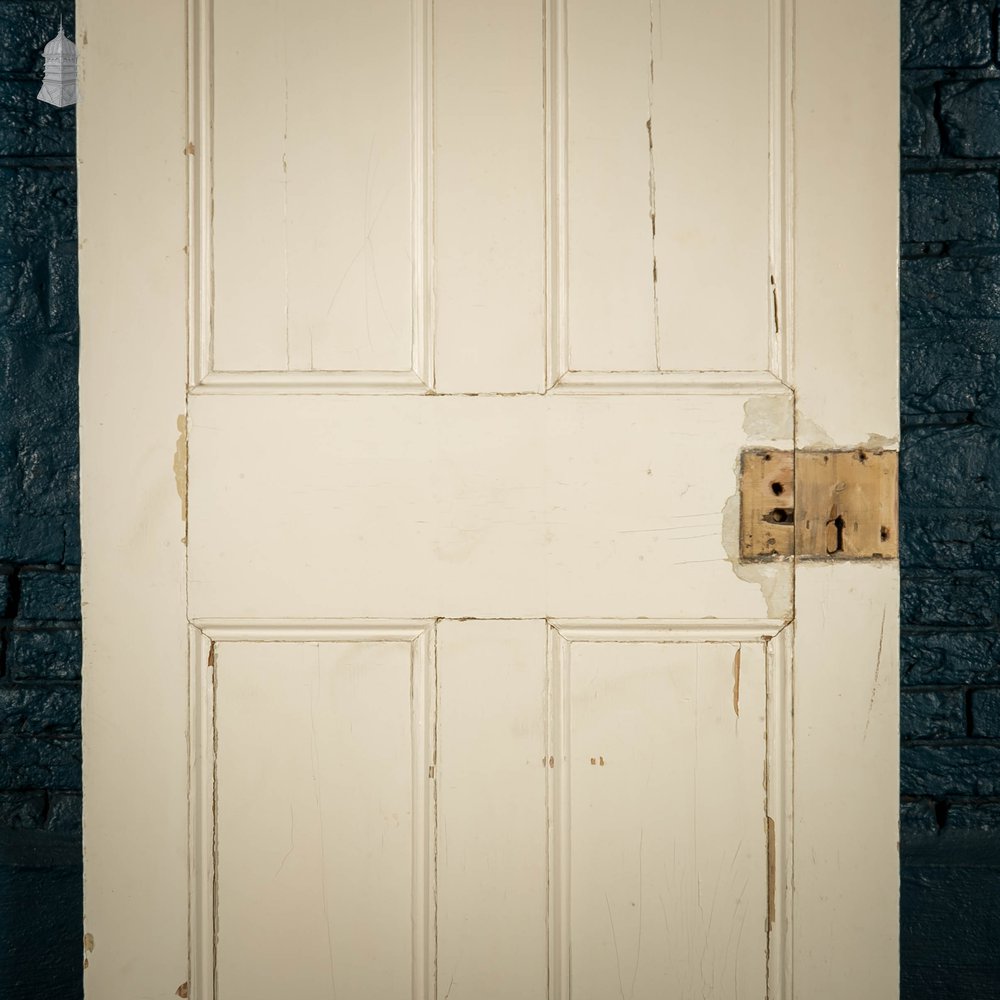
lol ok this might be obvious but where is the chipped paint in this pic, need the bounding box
[743,394,794,443]
[795,412,899,453]
[176,983,190,998]
[173,414,188,543]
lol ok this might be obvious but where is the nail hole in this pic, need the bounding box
[763,507,794,525]
[880,526,890,541]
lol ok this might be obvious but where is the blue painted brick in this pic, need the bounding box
[902,78,941,157]
[941,81,1000,157]
[902,323,1000,422]
[901,690,968,739]
[902,0,992,68]
[902,571,999,627]
[0,81,75,158]
[903,632,1000,686]
[970,688,1000,737]
[0,687,78,735]
[902,424,1000,510]
[45,241,77,332]
[902,512,1000,569]
[0,791,44,829]
[7,630,80,681]
[0,255,44,332]
[0,168,76,244]
[0,325,79,564]
[900,799,940,834]
[947,802,1000,831]
[44,792,78,834]
[902,745,1000,796]
[901,256,1000,327]
[0,2,73,78]
[0,736,79,791]
[17,570,79,621]
[901,173,999,243]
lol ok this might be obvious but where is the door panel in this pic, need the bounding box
[188,392,791,620]
[214,639,423,998]
[562,639,767,999]
[212,0,416,375]
[565,0,771,374]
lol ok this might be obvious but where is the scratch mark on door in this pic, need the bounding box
[606,893,627,1000]
[732,646,741,719]
[863,607,888,742]
[647,0,661,369]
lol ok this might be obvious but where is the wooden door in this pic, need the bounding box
[78,1,900,998]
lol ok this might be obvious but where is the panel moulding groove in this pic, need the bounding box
[547,370,791,396]
[544,0,569,390]
[765,623,793,1000]
[411,622,437,1000]
[546,624,571,1000]
[768,0,793,383]
[550,619,789,644]
[188,625,216,1000]
[190,619,434,643]
[188,0,433,393]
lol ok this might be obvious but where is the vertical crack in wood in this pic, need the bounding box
[647,0,661,370]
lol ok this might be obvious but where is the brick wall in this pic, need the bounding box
[901,1,1000,996]
[0,5,82,996]
[0,1,80,838]
[900,0,1000,840]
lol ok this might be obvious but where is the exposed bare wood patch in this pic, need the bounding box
[741,448,898,560]
[740,450,794,559]
[172,414,187,543]
[795,450,898,560]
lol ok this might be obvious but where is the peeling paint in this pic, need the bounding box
[743,395,794,443]
[795,412,899,453]
[173,414,188,543]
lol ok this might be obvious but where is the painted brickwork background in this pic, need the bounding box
[0,0,80,838]
[0,2,82,997]
[901,0,1000,995]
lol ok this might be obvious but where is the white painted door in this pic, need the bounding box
[78,2,899,999]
